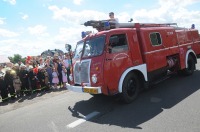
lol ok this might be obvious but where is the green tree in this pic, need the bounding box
[8,54,23,64]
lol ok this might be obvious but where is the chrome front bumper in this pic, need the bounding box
[66,83,102,94]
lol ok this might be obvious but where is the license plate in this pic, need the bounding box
[83,88,98,94]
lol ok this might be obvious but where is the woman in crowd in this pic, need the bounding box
[54,56,63,88]
[61,66,68,88]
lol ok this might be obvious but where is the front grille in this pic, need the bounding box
[73,60,90,85]
[80,61,90,83]
[74,62,81,84]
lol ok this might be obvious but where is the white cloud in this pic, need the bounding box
[0,39,22,56]
[47,2,200,52]
[159,0,200,7]
[48,5,107,24]
[0,20,3,25]
[0,18,5,25]
[22,14,29,20]
[0,38,64,57]
[130,0,200,30]
[19,12,29,20]
[54,26,96,50]
[28,25,49,36]
[73,0,83,5]
[3,0,16,5]
[1,0,200,58]
[0,28,19,37]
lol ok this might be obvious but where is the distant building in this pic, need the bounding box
[41,49,64,58]
[0,55,10,64]
[0,55,11,76]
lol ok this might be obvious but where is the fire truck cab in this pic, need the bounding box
[67,22,200,103]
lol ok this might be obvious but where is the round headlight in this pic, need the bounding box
[91,74,97,84]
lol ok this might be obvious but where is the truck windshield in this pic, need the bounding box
[82,36,105,58]
[74,41,84,59]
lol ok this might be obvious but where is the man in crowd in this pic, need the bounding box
[63,53,71,83]
[19,65,30,96]
[0,74,9,102]
[28,65,37,93]
[4,69,16,100]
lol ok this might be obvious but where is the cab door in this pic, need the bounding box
[103,32,133,95]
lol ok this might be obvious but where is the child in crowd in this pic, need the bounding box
[52,68,59,89]
[44,69,50,90]
[13,73,22,98]
[62,66,68,88]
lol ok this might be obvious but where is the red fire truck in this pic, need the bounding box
[67,21,200,103]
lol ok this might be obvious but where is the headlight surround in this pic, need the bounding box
[91,74,97,84]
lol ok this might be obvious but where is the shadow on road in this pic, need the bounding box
[0,88,67,105]
[68,70,200,129]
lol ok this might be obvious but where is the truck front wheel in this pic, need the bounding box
[182,55,195,76]
[121,73,140,103]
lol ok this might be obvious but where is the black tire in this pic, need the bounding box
[182,55,195,76]
[90,94,103,97]
[121,73,140,103]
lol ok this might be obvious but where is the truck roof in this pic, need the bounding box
[81,21,199,40]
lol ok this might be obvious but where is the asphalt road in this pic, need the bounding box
[1,61,200,132]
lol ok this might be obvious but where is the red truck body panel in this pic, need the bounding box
[68,23,200,97]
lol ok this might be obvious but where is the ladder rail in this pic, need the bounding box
[83,20,178,31]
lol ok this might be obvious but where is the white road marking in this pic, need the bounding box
[67,111,100,128]
[48,121,59,132]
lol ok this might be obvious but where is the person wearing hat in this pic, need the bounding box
[28,65,37,93]
[0,74,9,102]
[13,63,20,76]
[19,65,30,96]
[4,70,16,100]
[12,72,22,98]
[37,66,46,91]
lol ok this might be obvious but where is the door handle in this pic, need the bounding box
[106,58,112,61]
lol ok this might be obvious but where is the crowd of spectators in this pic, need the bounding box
[0,52,72,103]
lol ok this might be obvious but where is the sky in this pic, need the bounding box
[0,0,200,57]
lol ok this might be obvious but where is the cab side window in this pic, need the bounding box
[150,32,162,46]
[109,34,128,53]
